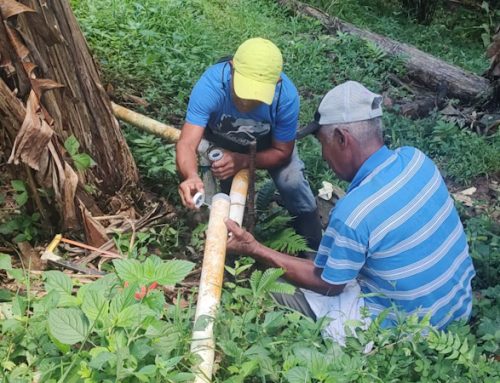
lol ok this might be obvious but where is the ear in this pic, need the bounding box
[334,128,347,147]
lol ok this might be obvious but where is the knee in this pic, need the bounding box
[271,162,307,191]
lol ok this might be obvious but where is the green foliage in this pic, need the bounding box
[250,268,296,297]
[113,255,194,286]
[64,135,96,171]
[463,213,500,289]
[0,212,40,243]
[255,180,277,213]
[476,1,500,47]
[385,114,500,184]
[254,208,310,255]
[124,127,178,196]
[472,285,500,356]
[111,222,191,261]
[400,0,442,24]
[265,228,310,254]
[0,179,42,243]
[54,1,500,381]
[307,0,492,73]
[0,257,195,382]
[217,270,500,382]
[10,180,28,207]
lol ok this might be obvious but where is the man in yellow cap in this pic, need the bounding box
[176,37,322,255]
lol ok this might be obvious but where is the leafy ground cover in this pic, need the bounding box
[308,0,498,74]
[1,0,499,381]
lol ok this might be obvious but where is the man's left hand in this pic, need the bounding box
[211,151,249,180]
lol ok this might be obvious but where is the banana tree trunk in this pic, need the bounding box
[0,0,139,232]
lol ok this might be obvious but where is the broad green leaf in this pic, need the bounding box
[154,260,194,286]
[44,270,78,306]
[89,348,115,370]
[151,332,181,357]
[284,366,310,383]
[0,288,13,301]
[263,311,287,330]
[169,372,195,382]
[7,268,25,283]
[11,296,26,316]
[144,289,166,313]
[48,308,89,345]
[219,340,242,359]
[0,253,12,270]
[64,135,80,156]
[72,153,95,170]
[143,256,162,280]
[193,314,213,332]
[109,287,135,321]
[0,221,18,235]
[48,327,70,353]
[240,359,258,378]
[116,304,154,327]
[14,192,28,207]
[131,338,153,360]
[11,180,26,193]
[113,259,143,284]
[135,364,157,382]
[81,288,109,321]
[45,270,72,294]
[34,290,60,314]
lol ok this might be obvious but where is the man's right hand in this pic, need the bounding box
[178,176,204,209]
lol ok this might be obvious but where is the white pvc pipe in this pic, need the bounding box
[229,169,249,226]
[111,102,214,199]
[191,193,231,383]
[111,101,210,154]
[113,103,252,382]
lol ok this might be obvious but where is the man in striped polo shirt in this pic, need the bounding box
[225,81,475,342]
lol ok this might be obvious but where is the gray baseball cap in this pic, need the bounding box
[299,81,383,138]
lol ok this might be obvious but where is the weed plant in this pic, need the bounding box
[73,0,498,190]
[1,258,499,381]
[307,0,495,73]
[6,1,492,381]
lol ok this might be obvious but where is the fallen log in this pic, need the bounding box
[277,0,490,102]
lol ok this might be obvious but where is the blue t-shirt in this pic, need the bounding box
[185,62,299,144]
[315,146,475,329]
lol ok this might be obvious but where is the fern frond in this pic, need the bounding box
[427,330,475,365]
[268,281,296,295]
[265,228,310,255]
[366,40,386,61]
[256,180,277,212]
[259,215,292,232]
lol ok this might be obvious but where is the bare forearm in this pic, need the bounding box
[254,147,291,169]
[251,243,343,296]
[176,141,198,180]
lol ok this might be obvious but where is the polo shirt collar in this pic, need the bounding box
[347,145,392,192]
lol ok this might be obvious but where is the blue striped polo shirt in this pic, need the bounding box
[315,145,475,329]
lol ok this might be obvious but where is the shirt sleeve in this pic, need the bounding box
[185,66,222,128]
[272,82,299,142]
[314,217,367,285]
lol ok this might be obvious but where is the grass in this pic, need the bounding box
[72,0,499,190]
[307,0,495,74]
[1,1,499,381]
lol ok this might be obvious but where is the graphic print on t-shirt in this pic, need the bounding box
[216,114,271,143]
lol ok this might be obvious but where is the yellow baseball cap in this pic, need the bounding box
[232,38,283,105]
